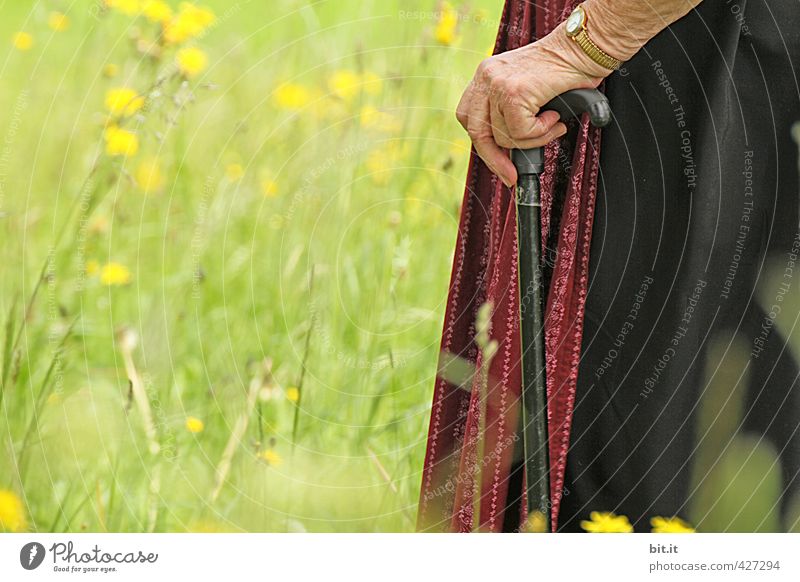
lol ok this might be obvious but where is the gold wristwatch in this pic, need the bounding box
[564,4,623,71]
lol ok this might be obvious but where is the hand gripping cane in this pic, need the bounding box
[511,88,611,532]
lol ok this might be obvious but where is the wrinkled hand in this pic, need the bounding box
[456,24,610,186]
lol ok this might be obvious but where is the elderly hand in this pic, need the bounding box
[456,22,612,187]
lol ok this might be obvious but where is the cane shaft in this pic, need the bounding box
[516,174,551,530]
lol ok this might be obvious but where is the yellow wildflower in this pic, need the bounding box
[361,71,383,96]
[360,106,401,133]
[176,46,207,78]
[365,142,406,185]
[185,416,204,433]
[225,163,244,182]
[99,262,132,286]
[105,0,141,16]
[273,82,311,111]
[135,157,164,193]
[259,449,283,467]
[12,32,33,51]
[650,516,695,533]
[104,126,139,157]
[48,12,71,32]
[285,386,299,402]
[261,178,278,198]
[580,511,634,533]
[434,2,459,46]
[105,87,145,117]
[103,63,120,78]
[0,490,27,532]
[86,259,100,276]
[522,510,548,533]
[163,3,216,45]
[328,70,361,101]
[142,0,172,23]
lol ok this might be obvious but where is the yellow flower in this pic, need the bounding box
[135,157,164,193]
[105,87,145,117]
[225,163,244,182]
[48,12,71,32]
[285,386,299,402]
[163,3,216,45]
[103,63,120,78]
[580,511,634,533]
[359,106,401,133]
[86,259,100,276]
[434,2,459,46]
[105,0,141,16]
[0,490,27,532]
[259,449,283,467]
[522,510,548,533]
[273,82,311,111]
[328,70,361,101]
[12,32,33,51]
[142,0,172,23]
[104,126,139,157]
[650,516,695,533]
[176,46,207,78]
[261,178,278,198]
[365,142,407,185]
[185,416,204,433]
[361,71,383,96]
[99,262,132,286]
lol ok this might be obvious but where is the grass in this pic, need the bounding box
[0,0,499,532]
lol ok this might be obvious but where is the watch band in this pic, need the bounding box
[565,5,623,71]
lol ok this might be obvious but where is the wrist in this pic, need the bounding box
[541,22,612,81]
[581,0,655,61]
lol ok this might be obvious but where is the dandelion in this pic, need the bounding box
[185,416,205,434]
[176,46,208,78]
[261,178,278,198]
[273,82,311,111]
[360,106,401,133]
[103,63,120,78]
[259,449,283,467]
[100,262,132,286]
[105,87,145,117]
[650,516,695,533]
[135,157,165,193]
[104,126,139,157]
[366,142,406,185]
[434,2,459,46]
[361,71,383,96]
[0,490,27,532]
[163,3,216,45]
[48,12,71,32]
[580,511,634,533]
[86,259,100,276]
[285,386,299,402]
[105,0,141,16]
[142,0,172,23]
[12,32,33,51]
[328,70,361,101]
[225,163,244,182]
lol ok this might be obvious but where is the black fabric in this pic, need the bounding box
[558,0,800,532]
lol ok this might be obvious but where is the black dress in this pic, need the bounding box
[558,0,800,532]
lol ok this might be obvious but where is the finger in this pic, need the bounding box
[502,106,563,143]
[489,98,514,150]
[468,98,517,186]
[500,121,568,150]
[455,81,474,130]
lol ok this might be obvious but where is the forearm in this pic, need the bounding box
[541,0,704,79]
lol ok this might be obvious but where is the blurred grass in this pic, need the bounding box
[0,0,499,532]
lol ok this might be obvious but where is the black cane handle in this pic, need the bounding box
[511,89,611,176]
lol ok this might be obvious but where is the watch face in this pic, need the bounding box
[565,7,585,36]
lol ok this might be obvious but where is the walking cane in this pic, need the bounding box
[511,88,612,531]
